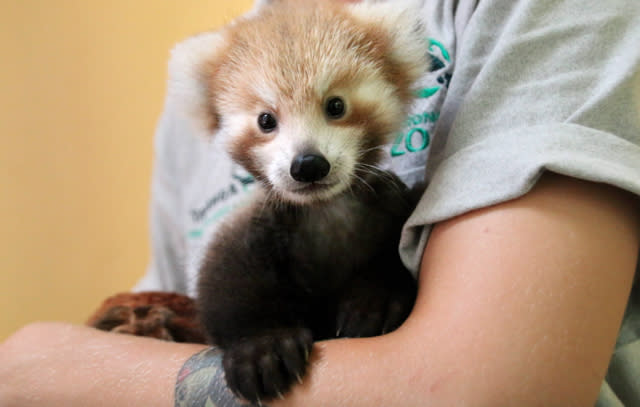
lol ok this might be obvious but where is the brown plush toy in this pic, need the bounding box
[86,291,207,344]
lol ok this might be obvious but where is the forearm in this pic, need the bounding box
[3,174,636,407]
[0,322,206,407]
[274,174,640,407]
[271,332,440,407]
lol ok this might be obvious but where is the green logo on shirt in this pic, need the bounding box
[391,111,439,156]
[391,38,450,157]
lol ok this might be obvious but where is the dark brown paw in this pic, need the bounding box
[336,274,416,338]
[222,327,313,403]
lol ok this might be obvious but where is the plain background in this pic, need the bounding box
[0,0,253,340]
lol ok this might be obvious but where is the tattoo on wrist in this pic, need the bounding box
[175,347,261,407]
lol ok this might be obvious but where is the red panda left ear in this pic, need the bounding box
[167,31,227,136]
[345,0,429,98]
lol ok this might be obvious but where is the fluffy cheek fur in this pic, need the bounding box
[223,113,271,182]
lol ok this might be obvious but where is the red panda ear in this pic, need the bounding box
[251,0,276,11]
[345,1,429,95]
[167,31,226,136]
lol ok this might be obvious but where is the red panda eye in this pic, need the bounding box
[258,112,277,133]
[325,97,346,119]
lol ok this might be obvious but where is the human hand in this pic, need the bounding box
[0,322,205,407]
[336,269,416,338]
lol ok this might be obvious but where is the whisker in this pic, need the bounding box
[354,163,406,198]
[357,145,388,156]
[258,188,273,219]
[351,172,376,194]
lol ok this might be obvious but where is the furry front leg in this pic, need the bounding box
[197,212,313,402]
[198,267,313,403]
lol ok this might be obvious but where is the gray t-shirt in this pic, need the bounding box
[136,0,640,404]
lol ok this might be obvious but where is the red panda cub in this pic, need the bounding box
[170,0,428,402]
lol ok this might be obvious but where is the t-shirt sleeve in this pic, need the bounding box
[400,0,640,273]
[134,104,190,294]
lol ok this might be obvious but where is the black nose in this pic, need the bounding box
[290,154,330,183]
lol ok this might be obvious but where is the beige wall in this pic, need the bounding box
[0,0,253,340]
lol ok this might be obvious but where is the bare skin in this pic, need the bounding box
[1,173,638,407]
[272,173,640,406]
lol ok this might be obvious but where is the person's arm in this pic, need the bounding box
[271,173,639,406]
[0,322,206,407]
[1,173,637,407]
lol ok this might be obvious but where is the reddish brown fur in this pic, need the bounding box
[228,127,271,182]
[206,0,417,129]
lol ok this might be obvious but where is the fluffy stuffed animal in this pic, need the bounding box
[87,291,205,344]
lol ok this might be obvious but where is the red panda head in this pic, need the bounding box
[169,0,428,204]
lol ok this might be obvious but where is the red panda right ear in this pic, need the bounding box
[167,31,226,136]
[251,0,275,11]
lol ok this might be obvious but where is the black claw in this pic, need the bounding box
[224,352,259,402]
[258,352,286,399]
